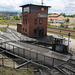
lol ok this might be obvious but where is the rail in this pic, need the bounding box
[7,28,21,39]
[1,42,66,67]
[48,30,75,38]
[0,47,51,71]
[48,27,75,33]
[6,28,20,41]
[1,44,74,74]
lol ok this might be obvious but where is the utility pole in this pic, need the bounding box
[68,33,70,52]
[41,0,44,5]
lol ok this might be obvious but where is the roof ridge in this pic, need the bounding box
[20,4,51,8]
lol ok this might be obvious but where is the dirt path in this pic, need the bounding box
[0,25,17,30]
[0,54,18,68]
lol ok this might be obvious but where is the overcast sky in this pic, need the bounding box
[0,0,75,15]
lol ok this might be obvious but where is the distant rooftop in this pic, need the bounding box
[20,4,51,8]
[48,14,63,20]
[49,14,61,17]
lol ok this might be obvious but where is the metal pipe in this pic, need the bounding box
[15,61,30,69]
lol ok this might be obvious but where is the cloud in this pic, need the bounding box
[0,0,75,14]
[45,0,75,14]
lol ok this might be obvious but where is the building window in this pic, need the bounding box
[34,29,37,34]
[23,28,24,31]
[34,19,37,24]
[23,7,29,13]
[26,18,27,24]
[39,19,42,24]
[23,18,27,24]
[25,29,27,32]
[23,18,25,24]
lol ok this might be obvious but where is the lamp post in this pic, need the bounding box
[68,33,70,52]
[41,0,44,5]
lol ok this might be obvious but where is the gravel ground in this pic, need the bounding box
[0,25,17,30]
[0,54,18,68]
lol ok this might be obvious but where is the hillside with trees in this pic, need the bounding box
[48,13,75,17]
[0,11,21,25]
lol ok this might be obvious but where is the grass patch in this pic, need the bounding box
[48,25,75,31]
[47,23,75,31]
[0,20,20,26]
[0,66,34,75]
[59,26,75,31]
[47,29,75,39]
[9,28,17,31]
[0,26,16,31]
[0,27,6,31]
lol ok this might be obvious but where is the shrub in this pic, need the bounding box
[60,24,68,29]
[65,25,68,28]
[60,24,64,28]
[47,23,50,27]
[73,27,75,30]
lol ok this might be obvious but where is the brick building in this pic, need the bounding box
[17,4,51,37]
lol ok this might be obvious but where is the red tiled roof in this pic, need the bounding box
[48,17,58,20]
[48,14,59,17]
[48,14,63,20]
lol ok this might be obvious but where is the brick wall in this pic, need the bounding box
[20,6,48,37]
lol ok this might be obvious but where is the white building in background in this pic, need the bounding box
[65,17,75,24]
[48,14,65,23]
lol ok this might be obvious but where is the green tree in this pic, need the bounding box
[0,17,3,20]
[50,19,52,21]
[48,13,57,15]
[72,14,75,17]
[60,13,66,17]
[65,18,69,23]
[2,17,6,20]
[6,16,10,20]
[13,15,21,20]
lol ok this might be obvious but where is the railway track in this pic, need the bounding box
[1,47,75,75]
[48,27,75,38]
[36,67,64,75]
[67,59,75,65]
[0,47,67,75]
[48,31,75,38]
[48,27,75,33]
[57,59,75,75]
[39,67,51,75]
[58,65,75,75]
[50,67,64,75]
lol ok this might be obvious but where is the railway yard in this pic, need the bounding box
[0,2,75,75]
[0,28,75,75]
[48,27,75,38]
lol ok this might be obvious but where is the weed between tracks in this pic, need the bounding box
[47,29,75,39]
[0,66,34,75]
[0,27,6,31]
